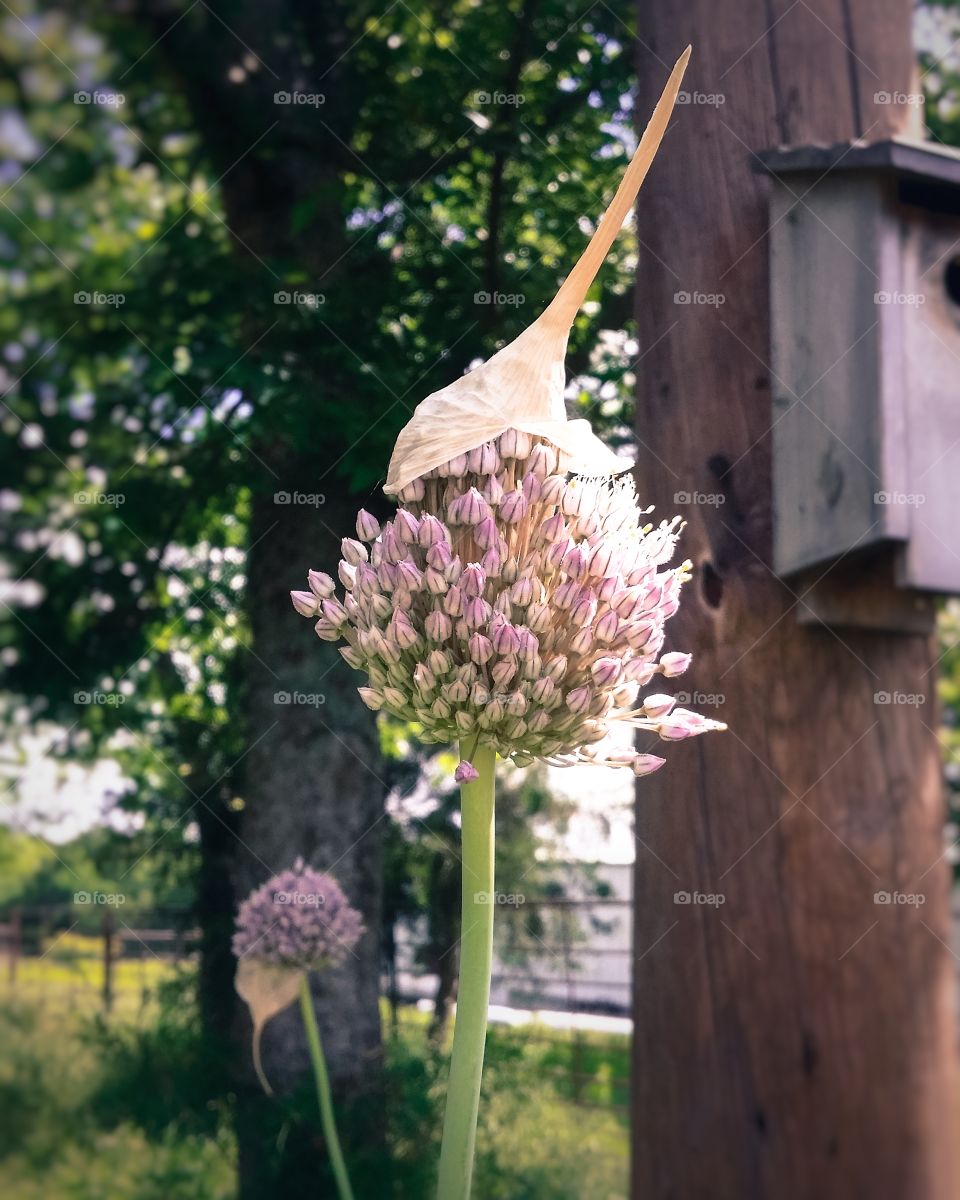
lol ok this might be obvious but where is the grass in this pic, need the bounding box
[0,958,630,1199]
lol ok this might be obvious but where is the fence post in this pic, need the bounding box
[8,906,21,985]
[102,909,114,1013]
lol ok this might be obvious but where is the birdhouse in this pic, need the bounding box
[756,139,960,631]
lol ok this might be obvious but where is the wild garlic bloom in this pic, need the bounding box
[232,860,364,970]
[290,47,722,782]
[291,433,724,778]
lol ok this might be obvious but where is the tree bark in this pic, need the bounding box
[233,477,387,1197]
[631,4,958,1198]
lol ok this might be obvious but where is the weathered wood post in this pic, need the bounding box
[631,2,959,1197]
[102,909,114,1014]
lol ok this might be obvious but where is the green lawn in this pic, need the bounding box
[0,957,629,1199]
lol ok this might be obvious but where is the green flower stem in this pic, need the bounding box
[298,973,356,1200]
[437,742,497,1200]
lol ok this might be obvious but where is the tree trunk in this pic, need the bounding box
[235,474,388,1197]
[631,4,958,1198]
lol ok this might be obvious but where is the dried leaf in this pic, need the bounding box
[235,957,304,1094]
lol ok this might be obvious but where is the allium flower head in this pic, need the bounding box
[233,859,364,970]
[292,434,724,777]
[290,47,723,780]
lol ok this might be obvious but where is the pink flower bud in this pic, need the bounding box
[526,603,551,632]
[510,577,535,606]
[418,515,446,548]
[461,563,485,597]
[467,442,499,475]
[314,618,341,642]
[561,545,587,580]
[443,586,463,617]
[482,474,505,505]
[470,682,490,707]
[545,655,568,683]
[398,478,425,502]
[445,679,469,703]
[338,560,357,590]
[431,697,452,720]
[475,516,497,549]
[383,686,408,710]
[395,560,422,591]
[527,443,557,478]
[539,512,566,544]
[358,687,384,711]
[633,754,667,777]
[424,614,451,643]
[567,686,591,715]
[591,658,622,687]
[643,693,676,718]
[307,570,336,598]
[455,759,480,783]
[424,567,448,595]
[531,677,555,705]
[491,659,517,688]
[539,475,566,505]
[570,627,594,654]
[521,472,543,504]
[427,649,453,677]
[441,453,469,477]
[291,590,319,617]
[464,596,492,628]
[659,651,691,677]
[499,489,528,524]
[356,510,381,541]
[481,547,503,575]
[426,541,453,570]
[468,632,494,664]
[341,537,368,566]
[491,622,522,655]
[506,691,527,717]
[413,664,436,693]
[595,610,619,644]
[322,597,349,626]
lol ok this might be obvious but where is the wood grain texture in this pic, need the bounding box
[630,3,958,1197]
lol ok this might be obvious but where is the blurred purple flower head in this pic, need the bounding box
[232,859,364,970]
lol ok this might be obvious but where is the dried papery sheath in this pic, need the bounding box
[384,48,692,495]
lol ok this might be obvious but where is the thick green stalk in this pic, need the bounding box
[298,973,356,1200]
[436,742,497,1200]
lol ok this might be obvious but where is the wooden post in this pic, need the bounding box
[8,907,20,985]
[631,3,958,1197]
[102,909,114,1014]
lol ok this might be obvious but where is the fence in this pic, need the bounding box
[0,897,631,1112]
